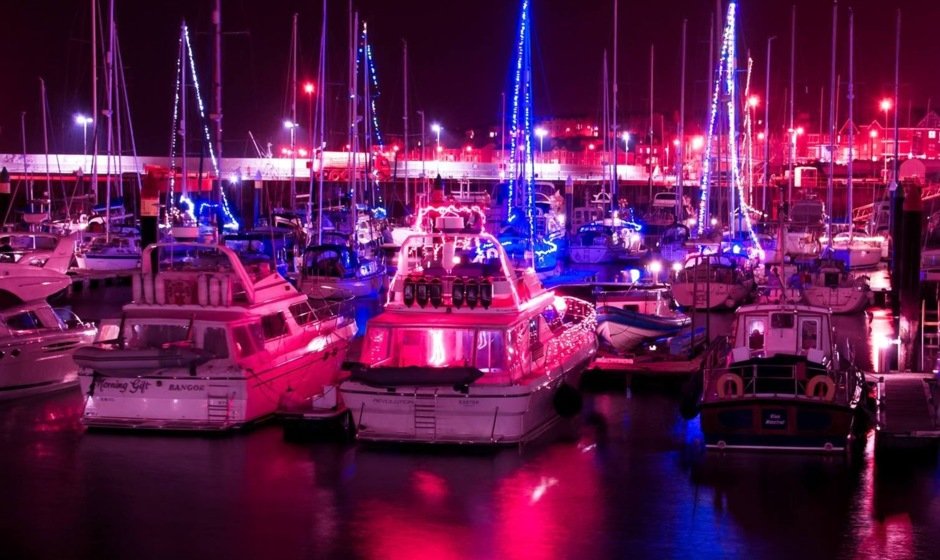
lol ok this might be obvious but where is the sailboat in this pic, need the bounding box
[298,11,386,299]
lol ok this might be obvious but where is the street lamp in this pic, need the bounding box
[74,114,93,156]
[748,95,760,109]
[880,98,892,180]
[622,132,630,164]
[431,123,442,163]
[535,127,547,157]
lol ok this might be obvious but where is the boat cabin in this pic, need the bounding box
[731,304,832,364]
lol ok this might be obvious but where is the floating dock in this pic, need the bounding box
[590,351,704,377]
[874,372,940,450]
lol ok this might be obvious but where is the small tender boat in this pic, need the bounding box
[77,242,357,430]
[671,253,756,310]
[555,281,690,353]
[0,302,97,399]
[596,306,691,353]
[338,213,597,444]
[693,302,868,451]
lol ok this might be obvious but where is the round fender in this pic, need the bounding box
[716,373,744,398]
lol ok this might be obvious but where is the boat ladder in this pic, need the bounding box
[414,391,437,440]
[207,384,232,426]
[921,299,940,372]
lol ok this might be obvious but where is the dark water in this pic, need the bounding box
[2,284,938,559]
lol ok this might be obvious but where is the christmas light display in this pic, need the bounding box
[695,2,762,257]
[169,24,239,230]
[507,0,529,213]
[361,23,384,147]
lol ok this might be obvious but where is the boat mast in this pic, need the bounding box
[787,4,795,217]
[763,36,774,216]
[105,0,115,242]
[39,78,53,222]
[648,43,654,215]
[826,0,838,251]
[91,0,99,216]
[611,0,619,212]
[677,19,686,223]
[348,4,359,231]
[846,7,854,226]
[602,49,609,210]
[212,0,222,229]
[403,39,409,208]
[289,13,298,213]
[316,0,327,244]
[180,22,188,209]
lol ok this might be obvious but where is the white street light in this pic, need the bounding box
[535,127,548,155]
[431,123,442,161]
[74,114,93,156]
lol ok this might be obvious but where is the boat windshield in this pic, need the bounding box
[116,319,230,358]
[363,326,506,375]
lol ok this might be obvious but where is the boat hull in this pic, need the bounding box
[0,271,71,302]
[75,253,141,271]
[0,330,93,399]
[340,354,593,445]
[700,397,856,451]
[569,245,617,264]
[672,281,753,310]
[301,270,386,298]
[79,325,354,430]
[596,308,689,352]
[802,285,870,314]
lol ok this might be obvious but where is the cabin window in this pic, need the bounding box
[475,331,506,373]
[770,313,794,329]
[800,319,820,351]
[392,328,474,368]
[202,327,229,359]
[233,324,264,358]
[746,318,765,350]
[128,323,190,349]
[289,301,315,326]
[5,311,41,331]
[261,313,289,340]
[96,320,121,343]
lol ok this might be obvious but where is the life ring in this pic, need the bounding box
[806,375,835,401]
[716,373,744,398]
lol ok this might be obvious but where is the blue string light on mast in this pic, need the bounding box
[507,0,530,215]
[695,2,761,257]
[181,23,239,230]
[361,23,384,147]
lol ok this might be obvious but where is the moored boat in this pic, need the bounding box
[76,242,357,430]
[671,253,756,310]
[339,214,597,444]
[0,302,97,399]
[695,302,868,451]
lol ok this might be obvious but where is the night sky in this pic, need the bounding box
[1,0,938,157]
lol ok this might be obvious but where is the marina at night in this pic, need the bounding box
[1,1,940,558]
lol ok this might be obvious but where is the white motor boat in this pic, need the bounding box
[76,242,357,430]
[672,253,756,310]
[339,215,598,444]
[0,231,77,305]
[74,234,142,271]
[0,302,96,399]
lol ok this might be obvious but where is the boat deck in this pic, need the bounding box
[874,372,940,449]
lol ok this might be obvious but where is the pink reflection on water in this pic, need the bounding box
[495,446,602,560]
[849,435,917,560]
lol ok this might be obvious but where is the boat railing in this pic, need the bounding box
[705,360,860,403]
